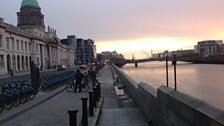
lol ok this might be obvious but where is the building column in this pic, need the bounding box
[57,47,60,65]
[31,40,37,62]
[27,57,30,71]
[49,46,52,67]
[3,54,7,75]
[52,47,54,66]
[15,55,18,72]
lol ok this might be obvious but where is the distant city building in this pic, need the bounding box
[194,45,199,54]
[219,44,224,55]
[175,49,195,57]
[0,0,74,75]
[62,36,96,65]
[197,40,223,57]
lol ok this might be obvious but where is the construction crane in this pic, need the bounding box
[142,50,150,59]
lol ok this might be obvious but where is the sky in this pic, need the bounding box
[1,0,224,59]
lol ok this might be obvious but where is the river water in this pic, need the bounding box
[122,61,224,110]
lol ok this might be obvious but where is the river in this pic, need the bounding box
[121,61,224,110]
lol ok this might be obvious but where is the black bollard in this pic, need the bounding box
[81,98,88,126]
[148,119,152,126]
[98,82,101,98]
[93,87,99,104]
[88,92,94,116]
[68,110,78,126]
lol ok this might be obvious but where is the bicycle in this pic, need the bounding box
[66,79,89,92]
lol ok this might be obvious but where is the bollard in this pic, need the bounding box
[98,82,101,98]
[81,98,88,126]
[96,85,100,100]
[68,110,78,126]
[88,92,94,116]
[93,87,98,104]
[147,119,152,126]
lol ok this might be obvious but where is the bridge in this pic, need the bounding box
[113,56,224,67]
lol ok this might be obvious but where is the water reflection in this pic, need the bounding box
[122,61,224,110]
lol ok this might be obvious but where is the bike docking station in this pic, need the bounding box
[67,80,103,126]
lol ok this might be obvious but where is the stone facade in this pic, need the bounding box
[197,40,223,57]
[0,0,74,75]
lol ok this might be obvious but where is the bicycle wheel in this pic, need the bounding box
[13,96,20,107]
[4,99,13,110]
[19,94,27,104]
[29,92,35,100]
[66,80,74,92]
[82,84,89,92]
[0,101,3,113]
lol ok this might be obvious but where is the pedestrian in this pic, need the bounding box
[74,69,84,93]
[9,68,14,77]
[88,66,96,87]
[83,72,89,86]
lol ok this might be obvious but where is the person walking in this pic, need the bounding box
[74,69,84,93]
[88,66,96,88]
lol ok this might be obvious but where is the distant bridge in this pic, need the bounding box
[113,56,224,67]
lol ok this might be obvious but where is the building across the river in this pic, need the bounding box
[0,0,74,75]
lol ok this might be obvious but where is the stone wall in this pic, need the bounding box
[112,65,224,126]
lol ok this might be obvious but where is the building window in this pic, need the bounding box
[21,41,24,51]
[0,55,3,67]
[16,40,19,51]
[0,35,2,48]
[25,42,27,52]
[11,38,15,50]
[6,38,9,50]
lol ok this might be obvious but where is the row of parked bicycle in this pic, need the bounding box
[0,70,75,114]
[40,70,75,91]
[0,80,35,113]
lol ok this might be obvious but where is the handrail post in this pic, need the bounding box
[166,56,169,87]
[173,54,177,91]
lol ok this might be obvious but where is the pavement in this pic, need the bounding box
[0,73,102,126]
[0,65,147,126]
[96,65,148,126]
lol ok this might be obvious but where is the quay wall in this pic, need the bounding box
[112,65,224,126]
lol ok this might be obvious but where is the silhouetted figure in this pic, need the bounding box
[74,69,83,93]
[9,68,14,77]
[88,67,96,87]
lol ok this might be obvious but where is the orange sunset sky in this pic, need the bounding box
[1,0,224,59]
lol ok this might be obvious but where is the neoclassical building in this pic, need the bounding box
[0,0,74,75]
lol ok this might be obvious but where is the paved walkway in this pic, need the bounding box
[97,65,148,126]
[0,85,90,126]
[0,65,147,126]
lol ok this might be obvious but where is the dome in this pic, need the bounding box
[21,0,40,8]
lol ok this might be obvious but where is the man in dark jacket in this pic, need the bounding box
[74,69,83,92]
[88,67,96,87]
